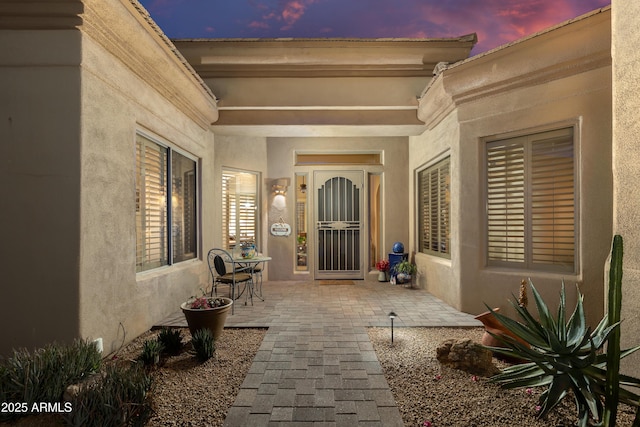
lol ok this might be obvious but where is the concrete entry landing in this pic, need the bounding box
[157,280,481,426]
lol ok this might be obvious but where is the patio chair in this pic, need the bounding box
[207,248,253,314]
[248,245,265,300]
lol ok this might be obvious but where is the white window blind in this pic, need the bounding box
[486,127,575,272]
[221,173,232,249]
[418,157,450,257]
[486,142,525,263]
[136,136,168,271]
[222,170,258,249]
[136,134,198,272]
[531,133,575,267]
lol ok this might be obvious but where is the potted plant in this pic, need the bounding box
[375,259,390,282]
[180,296,233,340]
[393,260,416,284]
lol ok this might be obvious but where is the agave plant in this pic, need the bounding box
[487,279,640,426]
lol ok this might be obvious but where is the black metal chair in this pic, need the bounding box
[207,248,253,314]
[252,249,266,300]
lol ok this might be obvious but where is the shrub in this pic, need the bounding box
[0,339,101,422]
[191,328,215,362]
[158,328,183,356]
[63,362,152,427]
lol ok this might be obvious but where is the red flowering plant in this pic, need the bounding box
[188,296,228,310]
[376,259,390,272]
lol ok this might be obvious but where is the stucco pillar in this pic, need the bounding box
[612,0,640,375]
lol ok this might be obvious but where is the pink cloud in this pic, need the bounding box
[249,21,270,29]
[263,12,278,20]
[246,0,321,33]
[396,0,595,53]
[282,1,306,25]
[282,0,321,29]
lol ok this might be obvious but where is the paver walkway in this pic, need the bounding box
[157,280,481,426]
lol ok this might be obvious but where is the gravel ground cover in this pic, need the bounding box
[0,328,266,427]
[4,327,637,426]
[116,328,266,426]
[368,326,637,427]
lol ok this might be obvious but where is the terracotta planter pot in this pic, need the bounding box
[474,308,528,348]
[180,297,233,340]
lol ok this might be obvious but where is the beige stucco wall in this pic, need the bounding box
[265,137,410,281]
[413,8,612,323]
[0,0,218,356]
[0,29,83,354]
[612,0,640,374]
[409,111,461,306]
[78,1,218,355]
[211,133,269,259]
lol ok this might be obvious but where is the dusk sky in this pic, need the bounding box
[138,0,610,55]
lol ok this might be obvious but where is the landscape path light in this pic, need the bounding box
[388,311,398,344]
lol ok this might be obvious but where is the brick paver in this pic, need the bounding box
[157,279,481,426]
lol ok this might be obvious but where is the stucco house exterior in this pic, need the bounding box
[1,0,638,375]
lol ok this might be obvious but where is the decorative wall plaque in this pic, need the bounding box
[270,218,292,236]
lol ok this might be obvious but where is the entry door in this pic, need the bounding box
[314,171,365,279]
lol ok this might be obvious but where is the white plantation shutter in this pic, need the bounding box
[221,173,233,248]
[418,157,450,257]
[530,131,575,268]
[485,128,575,272]
[238,192,256,243]
[486,141,525,263]
[136,136,168,272]
[222,170,258,249]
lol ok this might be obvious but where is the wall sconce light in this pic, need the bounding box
[388,311,397,344]
[271,178,290,196]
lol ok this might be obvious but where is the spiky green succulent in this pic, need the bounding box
[139,338,163,367]
[191,329,216,362]
[487,280,640,427]
[158,327,184,356]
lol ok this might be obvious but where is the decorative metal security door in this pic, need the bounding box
[314,171,364,279]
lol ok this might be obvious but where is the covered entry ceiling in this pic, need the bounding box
[173,36,477,137]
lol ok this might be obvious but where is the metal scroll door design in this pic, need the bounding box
[315,171,364,279]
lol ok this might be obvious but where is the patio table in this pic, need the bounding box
[232,255,271,301]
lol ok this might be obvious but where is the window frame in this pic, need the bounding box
[135,132,199,273]
[483,125,578,274]
[416,155,451,259]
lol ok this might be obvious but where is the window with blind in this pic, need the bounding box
[485,127,576,272]
[222,170,258,249]
[136,134,198,272]
[418,157,450,258]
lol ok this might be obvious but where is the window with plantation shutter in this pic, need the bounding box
[418,157,450,258]
[136,134,198,272]
[222,170,259,249]
[485,127,576,272]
